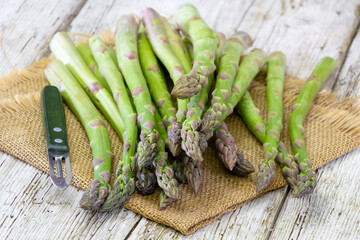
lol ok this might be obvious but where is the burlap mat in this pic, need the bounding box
[1,32,360,235]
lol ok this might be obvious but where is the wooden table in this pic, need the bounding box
[1,0,359,239]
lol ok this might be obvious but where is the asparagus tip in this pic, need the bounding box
[79,179,109,211]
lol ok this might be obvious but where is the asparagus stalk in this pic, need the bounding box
[236,91,299,189]
[201,32,252,155]
[161,17,192,73]
[45,60,115,211]
[115,14,159,170]
[49,32,125,139]
[201,48,268,142]
[181,73,214,162]
[138,29,182,157]
[76,43,111,92]
[172,4,218,99]
[256,52,286,191]
[141,8,190,153]
[154,108,180,199]
[215,122,255,173]
[290,57,337,197]
[89,37,137,211]
[227,49,268,111]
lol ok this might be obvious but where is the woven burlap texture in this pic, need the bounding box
[1,33,360,235]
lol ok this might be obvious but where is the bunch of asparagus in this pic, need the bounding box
[45,4,337,211]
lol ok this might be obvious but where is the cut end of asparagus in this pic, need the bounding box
[99,177,135,212]
[135,168,157,195]
[79,179,109,211]
[256,160,276,192]
[167,121,183,157]
[231,153,255,177]
[181,123,204,162]
[136,129,159,170]
[182,155,203,194]
[291,170,317,197]
[171,75,202,99]
[159,191,176,210]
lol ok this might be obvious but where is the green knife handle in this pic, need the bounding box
[41,86,69,155]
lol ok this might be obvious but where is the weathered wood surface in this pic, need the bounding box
[0,0,86,75]
[0,0,359,239]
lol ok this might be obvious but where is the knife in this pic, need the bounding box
[41,86,72,190]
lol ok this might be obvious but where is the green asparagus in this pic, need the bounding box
[45,60,115,211]
[290,57,337,197]
[89,37,137,211]
[201,48,268,143]
[115,14,159,170]
[236,91,299,189]
[76,43,111,92]
[154,108,180,199]
[181,73,214,162]
[49,32,125,139]
[172,4,218,99]
[138,29,182,157]
[257,52,286,192]
[201,32,252,161]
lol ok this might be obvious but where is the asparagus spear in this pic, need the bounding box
[115,14,159,170]
[161,17,192,73]
[256,52,286,191]
[138,29,182,157]
[154,108,180,199]
[181,73,214,162]
[45,60,115,211]
[76,43,111,92]
[215,122,255,174]
[214,32,226,67]
[201,48,268,142]
[290,57,337,197]
[141,8,189,154]
[201,32,252,161]
[89,37,137,211]
[49,32,125,139]
[172,4,218,99]
[236,91,299,189]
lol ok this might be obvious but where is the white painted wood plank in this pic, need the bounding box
[334,27,360,99]
[269,28,360,240]
[0,0,86,76]
[237,0,360,88]
[0,152,142,240]
[127,189,287,240]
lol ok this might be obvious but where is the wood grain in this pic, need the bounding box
[0,0,86,76]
